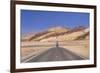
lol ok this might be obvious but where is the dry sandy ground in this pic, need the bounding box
[21,40,89,61]
[21,41,56,61]
[59,40,89,59]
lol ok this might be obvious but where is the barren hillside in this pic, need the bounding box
[21,26,89,42]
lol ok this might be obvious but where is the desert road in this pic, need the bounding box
[24,46,85,63]
[23,47,85,62]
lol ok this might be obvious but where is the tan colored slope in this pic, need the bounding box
[21,26,89,42]
[22,31,49,41]
[39,28,89,42]
[21,26,69,41]
[27,26,69,41]
[21,34,35,41]
[85,35,89,39]
[58,28,89,41]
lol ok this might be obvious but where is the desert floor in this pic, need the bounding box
[21,40,89,62]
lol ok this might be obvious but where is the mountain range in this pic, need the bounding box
[22,26,89,42]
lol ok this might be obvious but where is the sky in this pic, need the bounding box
[21,9,89,34]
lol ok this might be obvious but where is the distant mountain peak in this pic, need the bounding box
[47,26,69,32]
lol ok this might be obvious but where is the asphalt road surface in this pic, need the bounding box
[25,46,85,62]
